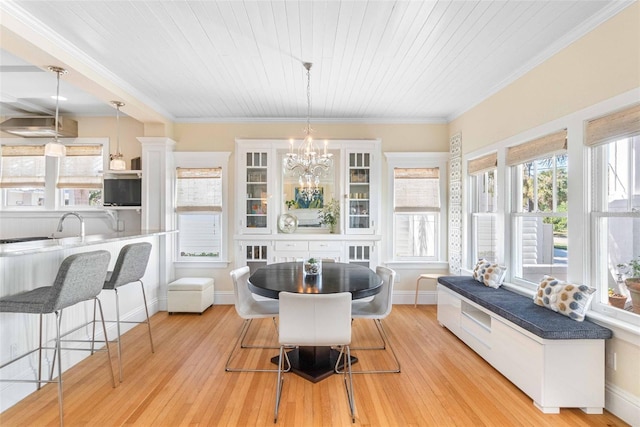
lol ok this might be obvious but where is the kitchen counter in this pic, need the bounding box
[0,230,176,257]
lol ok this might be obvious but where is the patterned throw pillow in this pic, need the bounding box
[472,259,507,289]
[533,275,596,322]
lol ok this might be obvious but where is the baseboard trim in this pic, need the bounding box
[605,382,640,426]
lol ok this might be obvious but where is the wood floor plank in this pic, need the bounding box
[0,305,630,426]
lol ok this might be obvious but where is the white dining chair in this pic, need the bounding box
[274,291,355,423]
[225,266,281,372]
[348,265,401,374]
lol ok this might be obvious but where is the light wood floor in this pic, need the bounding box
[0,305,628,426]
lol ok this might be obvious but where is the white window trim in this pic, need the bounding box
[588,138,640,327]
[384,152,449,263]
[468,166,498,264]
[173,151,231,265]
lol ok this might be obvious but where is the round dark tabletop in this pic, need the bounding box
[248,261,382,300]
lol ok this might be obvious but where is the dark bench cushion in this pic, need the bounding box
[438,276,612,340]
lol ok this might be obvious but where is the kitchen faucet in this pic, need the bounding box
[56,212,85,238]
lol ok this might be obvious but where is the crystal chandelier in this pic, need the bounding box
[283,62,333,202]
[109,101,127,170]
[44,66,67,157]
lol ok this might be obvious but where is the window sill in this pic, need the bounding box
[498,281,640,345]
[587,310,640,345]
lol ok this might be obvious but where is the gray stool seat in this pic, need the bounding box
[0,287,53,313]
[0,250,116,426]
[97,242,153,382]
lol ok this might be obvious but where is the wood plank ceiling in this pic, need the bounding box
[0,1,632,122]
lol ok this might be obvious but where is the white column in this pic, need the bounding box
[138,137,176,310]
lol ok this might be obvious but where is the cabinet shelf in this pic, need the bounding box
[101,170,142,178]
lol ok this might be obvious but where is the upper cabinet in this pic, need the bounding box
[344,143,379,235]
[237,144,274,234]
[236,139,380,237]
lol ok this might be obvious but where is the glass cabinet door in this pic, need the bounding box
[245,243,268,274]
[347,152,371,232]
[245,151,269,230]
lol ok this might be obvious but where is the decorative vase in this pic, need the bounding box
[303,258,322,276]
[329,223,335,234]
[624,278,640,313]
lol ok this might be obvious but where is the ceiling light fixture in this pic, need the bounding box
[282,62,333,202]
[44,66,67,157]
[109,101,126,171]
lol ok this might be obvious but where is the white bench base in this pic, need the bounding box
[437,285,605,414]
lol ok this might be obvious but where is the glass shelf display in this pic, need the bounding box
[348,152,370,230]
[245,152,268,229]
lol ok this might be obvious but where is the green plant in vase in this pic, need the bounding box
[318,199,340,233]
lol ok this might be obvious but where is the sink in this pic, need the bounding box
[0,236,53,244]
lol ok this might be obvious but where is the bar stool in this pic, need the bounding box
[414,273,442,307]
[96,242,153,382]
[0,250,115,426]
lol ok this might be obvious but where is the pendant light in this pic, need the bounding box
[109,101,126,170]
[282,62,333,202]
[44,66,67,157]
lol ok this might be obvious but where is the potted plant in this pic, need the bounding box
[318,199,340,233]
[608,288,627,309]
[285,199,296,210]
[617,256,640,312]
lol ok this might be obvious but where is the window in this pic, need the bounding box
[468,153,497,263]
[508,130,568,285]
[386,153,448,262]
[0,145,46,207]
[176,166,224,262]
[587,103,640,324]
[0,139,107,209]
[57,145,103,207]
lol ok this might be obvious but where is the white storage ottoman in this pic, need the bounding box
[167,277,214,314]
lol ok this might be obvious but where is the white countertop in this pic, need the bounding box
[0,230,176,257]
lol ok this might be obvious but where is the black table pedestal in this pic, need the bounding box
[271,346,357,383]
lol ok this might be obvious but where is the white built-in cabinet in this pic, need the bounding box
[234,139,381,272]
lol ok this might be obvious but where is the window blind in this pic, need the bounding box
[506,130,567,166]
[468,153,497,175]
[585,104,640,147]
[57,145,103,189]
[394,167,440,212]
[176,167,222,212]
[0,145,46,188]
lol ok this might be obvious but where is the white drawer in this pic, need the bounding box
[309,241,342,251]
[275,241,309,251]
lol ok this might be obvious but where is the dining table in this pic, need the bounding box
[248,261,383,382]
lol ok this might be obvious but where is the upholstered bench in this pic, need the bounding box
[167,278,214,314]
[437,275,612,414]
